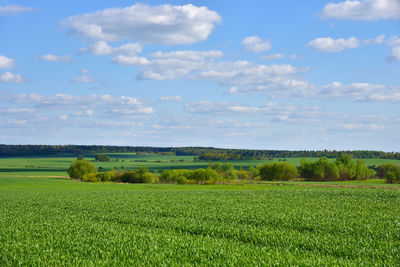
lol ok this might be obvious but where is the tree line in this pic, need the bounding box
[67,155,400,184]
[1,144,399,159]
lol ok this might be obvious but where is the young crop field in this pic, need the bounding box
[0,176,399,265]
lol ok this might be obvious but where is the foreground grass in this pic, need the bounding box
[0,177,399,265]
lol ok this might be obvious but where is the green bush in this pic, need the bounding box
[95,154,112,162]
[67,160,97,180]
[160,168,223,184]
[235,169,250,180]
[377,164,400,183]
[96,170,116,182]
[259,162,298,181]
[121,167,155,183]
[82,173,99,182]
[159,169,191,184]
[189,168,223,183]
[301,157,339,181]
[301,156,373,181]
[210,162,237,180]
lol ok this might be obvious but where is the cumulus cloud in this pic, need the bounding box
[0,55,15,69]
[319,82,400,102]
[0,108,35,114]
[79,41,142,56]
[363,34,385,45]
[70,75,94,83]
[261,53,284,60]
[362,34,400,61]
[111,50,223,80]
[150,50,223,60]
[242,36,272,53]
[2,93,155,115]
[63,3,221,44]
[337,123,386,130]
[309,37,359,52]
[69,69,103,84]
[160,95,182,101]
[320,0,400,20]
[184,101,320,120]
[387,35,400,47]
[0,72,24,83]
[0,5,35,14]
[111,55,151,66]
[198,61,311,95]
[110,47,309,94]
[37,54,72,62]
[390,46,400,61]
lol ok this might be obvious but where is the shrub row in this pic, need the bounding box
[377,164,400,183]
[67,156,400,184]
[300,155,375,181]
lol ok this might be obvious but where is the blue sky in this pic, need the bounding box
[1,0,399,150]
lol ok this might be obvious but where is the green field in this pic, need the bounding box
[1,153,399,177]
[1,176,399,265]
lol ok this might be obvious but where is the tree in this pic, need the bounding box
[95,154,112,162]
[121,167,155,183]
[377,164,400,183]
[259,162,298,181]
[67,160,97,180]
[222,162,237,180]
[300,158,339,181]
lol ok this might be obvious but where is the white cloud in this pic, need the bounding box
[320,0,400,21]
[0,72,24,83]
[112,107,154,115]
[363,34,385,44]
[0,5,35,14]
[261,53,284,60]
[150,50,223,60]
[38,54,72,62]
[92,43,399,102]
[79,41,142,56]
[2,93,155,116]
[74,110,94,117]
[337,123,386,130]
[387,35,400,47]
[111,50,223,67]
[319,82,400,102]
[117,50,311,94]
[242,36,272,53]
[111,55,151,66]
[112,50,223,80]
[58,114,68,121]
[160,95,182,101]
[0,108,35,114]
[390,47,400,61]
[70,75,94,83]
[63,3,221,44]
[197,61,310,95]
[184,101,321,122]
[0,55,15,69]
[308,37,359,52]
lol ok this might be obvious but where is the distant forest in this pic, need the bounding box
[0,144,399,159]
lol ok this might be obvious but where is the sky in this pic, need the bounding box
[0,0,400,151]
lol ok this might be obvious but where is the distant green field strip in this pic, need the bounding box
[0,154,399,178]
